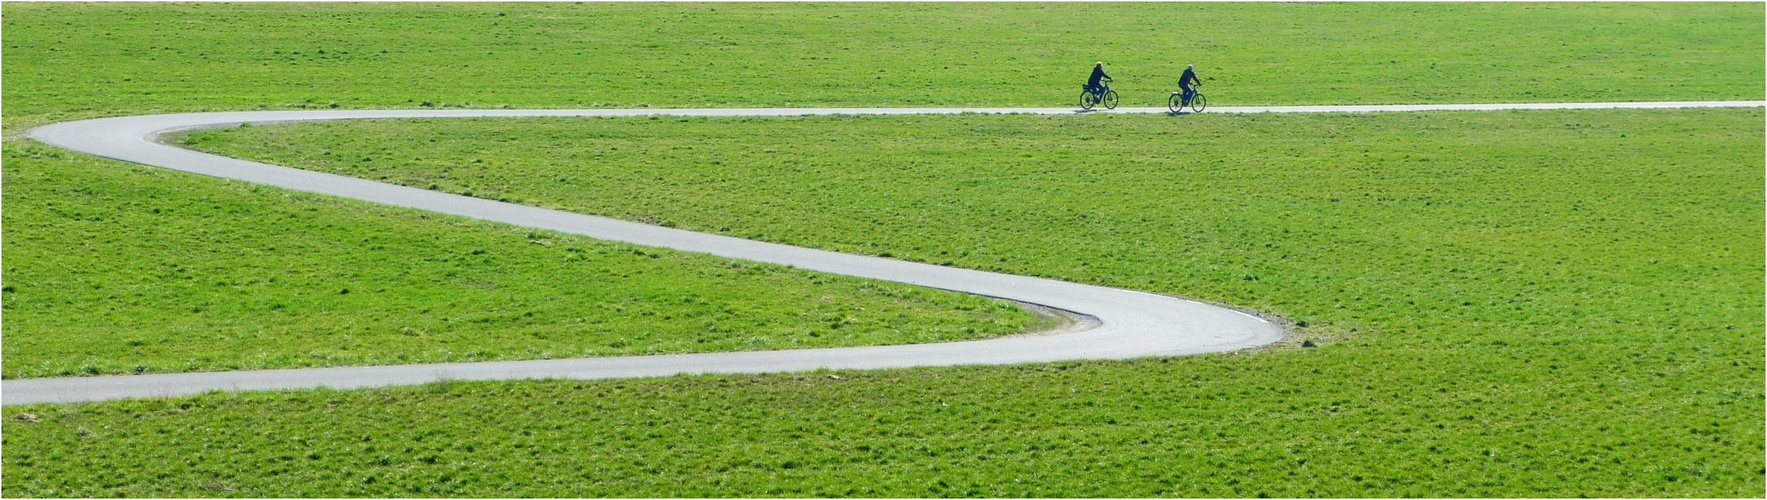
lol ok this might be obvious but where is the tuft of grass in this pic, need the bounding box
[0,141,1042,378]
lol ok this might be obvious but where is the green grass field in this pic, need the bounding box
[0,143,1040,379]
[3,1,1760,125]
[4,2,1763,497]
[3,2,1078,378]
[4,353,1757,497]
[155,108,1762,496]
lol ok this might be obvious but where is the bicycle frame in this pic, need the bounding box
[1090,79,1113,99]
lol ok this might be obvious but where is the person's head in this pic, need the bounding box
[1187,64,1194,70]
[1096,61,1104,67]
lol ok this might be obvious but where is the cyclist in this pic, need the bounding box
[1178,64,1201,106]
[1086,62,1112,100]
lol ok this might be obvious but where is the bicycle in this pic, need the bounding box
[1169,83,1207,113]
[1080,79,1119,111]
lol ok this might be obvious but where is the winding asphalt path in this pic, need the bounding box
[8,100,1760,405]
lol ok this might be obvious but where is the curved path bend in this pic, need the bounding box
[10,100,1761,405]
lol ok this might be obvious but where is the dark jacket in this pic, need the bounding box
[1179,68,1199,87]
[1088,66,1110,86]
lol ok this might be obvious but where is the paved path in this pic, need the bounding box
[9,101,1760,405]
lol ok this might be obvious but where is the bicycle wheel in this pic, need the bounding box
[1168,93,1183,113]
[1102,90,1119,110]
[1189,93,1208,113]
[1079,90,1096,110]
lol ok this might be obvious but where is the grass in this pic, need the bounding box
[0,141,1041,379]
[13,107,1761,496]
[3,353,1759,497]
[3,2,1761,125]
[3,2,1763,497]
[178,110,1766,328]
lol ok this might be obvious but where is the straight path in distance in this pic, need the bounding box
[10,100,1760,405]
